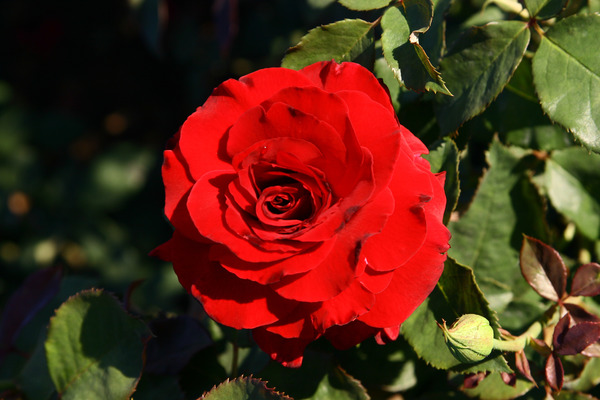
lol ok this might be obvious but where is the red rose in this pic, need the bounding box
[152,61,450,367]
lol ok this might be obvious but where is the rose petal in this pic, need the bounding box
[211,239,336,285]
[227,102,347,168]
[359,265,395,294]
[179,68,316,180]
[335,90,401,194]
[269,188,394,302]
[361,135,435,272]
[300,61,396,116]
[154,232,295,329]
[324,320,379,350]
[252,327,315,368]
[358,175,449,328]
[310,280,375,333]
[187,171,311,262]
[162,149,207,242]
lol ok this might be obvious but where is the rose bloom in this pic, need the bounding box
[153,61,450,367]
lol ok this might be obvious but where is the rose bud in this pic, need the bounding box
[440,314,494,363]
[153,61,450,367]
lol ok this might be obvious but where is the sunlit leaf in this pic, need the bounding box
[435,21,530,133]
[45,289,150,400]
[338,0,391,10]
[544,147,600,240]
[201,376,292,400]
[380,2,451,94]
[282,19,375,70]
[519,235,567,301]
[532,14,600,152]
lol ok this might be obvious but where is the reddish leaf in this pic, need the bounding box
[564,303,600,324]
[501,372,517,386]
[145,315,212,375]
[582,342,600,357]
[552,314,572,351]
[463,372,488,389]
[571,263,600,297]
[515,350,536,385]
[545,354,564,391]
[0,266,62,362]
[555,322,600,356]
[520,236,567,301]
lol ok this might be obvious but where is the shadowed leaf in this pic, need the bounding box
[564,303,600,324]
[571,263,600,297]
[523,0,567,19]
[519,236,567,301]
[145,315,213,375]
[45,289,150,400]
[0,266,62,363]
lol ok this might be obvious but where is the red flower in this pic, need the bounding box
[152,61,450,367]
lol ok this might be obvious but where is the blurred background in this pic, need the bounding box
[0,0,362,316]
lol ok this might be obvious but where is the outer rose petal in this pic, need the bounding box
[300,61,396,116]
[358,173,450,328]
[252,328,315,368]
[153,231,297,330]
[179,68,316,180]
[324,320,380,350]
[162,148,206,242]
[361,134,434,271]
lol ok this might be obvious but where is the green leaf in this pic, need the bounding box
[462,372,534,399]
[338,0,392,10]
[448,139,548,313]
[402,257,511,373]
[523,0,567,19]
[420,0,453,67]
[544,146,600,240]
[202,377,292,400]
[424,137,460,224]
[435,21,530,133]
[282,19,375,70]
[310,367,369,400]
[45,289,150,400]
[380,2,451,94]
[491,58,573,151]
[532,14,600,153]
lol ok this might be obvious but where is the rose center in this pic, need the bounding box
[257,183,313,225]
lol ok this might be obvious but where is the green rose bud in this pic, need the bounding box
[439,314,494,364]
